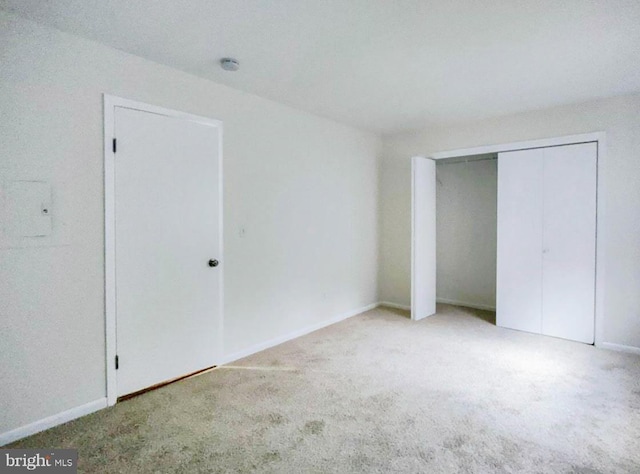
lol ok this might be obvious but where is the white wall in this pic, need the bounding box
[0,11,380,437]
[436,159,497,310]
[380,93,640,350]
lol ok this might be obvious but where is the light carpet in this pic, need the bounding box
[7,304,640,473]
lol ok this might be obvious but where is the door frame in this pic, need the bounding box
[411,131,606,346]
[103,94,224,405]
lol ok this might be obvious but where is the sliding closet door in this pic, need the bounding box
[541,143,597,343]
[496,148,544,334]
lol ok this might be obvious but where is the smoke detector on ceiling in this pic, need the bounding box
[220,58,240,71]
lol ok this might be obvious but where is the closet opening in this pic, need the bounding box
[435,153,497,324]
[411,132,605,346]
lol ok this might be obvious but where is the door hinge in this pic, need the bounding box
[112,138,117,153]
[115,355,119,370]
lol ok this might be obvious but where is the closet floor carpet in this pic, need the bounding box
[7,304,640,473]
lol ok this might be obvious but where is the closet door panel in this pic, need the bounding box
[541,143,597,343]
[497,149,544,334]
[412,157,437,320]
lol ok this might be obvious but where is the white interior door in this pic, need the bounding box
[541,143,596,343]
[411,157,436,320]
[115,106,221,397]
[497,148,544,334]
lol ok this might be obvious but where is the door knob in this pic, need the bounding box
[208,259,219,267]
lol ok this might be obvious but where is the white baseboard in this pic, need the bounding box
[0,398,107,446]
[219,302,379,365]
[436,298,496,312]
[600,342,640,355]
[379,301,411,311]
[379,299,497,312]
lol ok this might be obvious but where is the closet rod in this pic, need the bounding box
[436,156,497,165]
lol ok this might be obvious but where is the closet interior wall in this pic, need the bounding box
[435,156,498,311]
